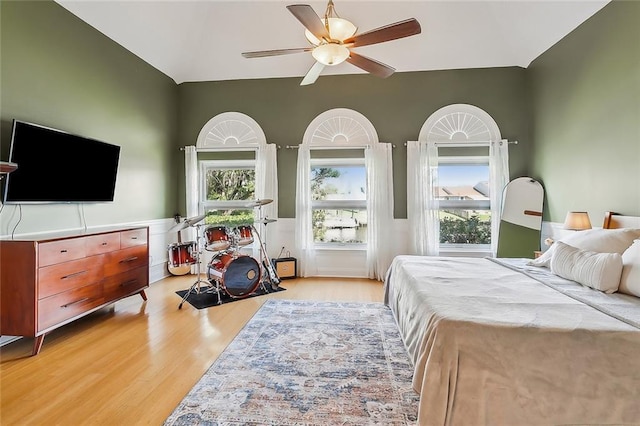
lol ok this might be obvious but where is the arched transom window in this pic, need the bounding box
[197,112,266,150]
[419,103,501,144]
[303,108,379,147]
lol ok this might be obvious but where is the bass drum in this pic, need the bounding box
[207,253,262,298]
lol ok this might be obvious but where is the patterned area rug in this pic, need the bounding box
[164,299,419,425]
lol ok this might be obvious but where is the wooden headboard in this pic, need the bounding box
[603,212,640,229]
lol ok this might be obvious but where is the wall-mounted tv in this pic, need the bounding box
[3,120,121,204]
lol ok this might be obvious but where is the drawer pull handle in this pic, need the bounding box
[102,242,108,246]
[131,236,138,240]
[120,256,138,263]
[60,249,68,253]
[61,297,90,308]
[62,270,87,280]
[120,279,138,288]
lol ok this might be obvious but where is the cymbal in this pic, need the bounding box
[168,220,189,233]
[245,199,273,208]
[185,213,206,226]
[255,218,277,224]
[167,213,206,233]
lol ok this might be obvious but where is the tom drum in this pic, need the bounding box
[204,225,231,252]
[234,225,254,246]
[207,253,261,298]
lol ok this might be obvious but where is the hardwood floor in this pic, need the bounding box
[0,275,384,425]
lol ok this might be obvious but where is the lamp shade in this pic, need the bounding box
[305,17,357,45]
[312,43,349,66]
[563,211,592,230]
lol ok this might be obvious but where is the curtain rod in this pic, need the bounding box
[281,143,397,149]
[404,139,518,147]
[180,146,261,152]
[180,140,517,151]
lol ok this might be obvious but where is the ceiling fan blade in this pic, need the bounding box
[300,61,325,86]
[344,18,421,48]
[346,51,395,78]
[287,4,329,41]
[242,47,313,58]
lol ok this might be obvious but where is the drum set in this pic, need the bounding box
[167,199,281,309]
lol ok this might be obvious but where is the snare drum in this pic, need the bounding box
[234,225,254,246]
[167,241,197,267]
[204,225,231,251]
[207,253,262,298]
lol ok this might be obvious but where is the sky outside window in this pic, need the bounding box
[438,164,489,186]
[313,166,366,199]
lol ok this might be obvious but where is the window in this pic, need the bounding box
[408,103,507,256]
[437,154,491,248]
[189,112,277,243]
[200,159,256,227]
[310,157,367,245]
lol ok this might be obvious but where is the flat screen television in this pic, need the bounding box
[3,120,121,203]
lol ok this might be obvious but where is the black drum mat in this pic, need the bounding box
[176,284,285,310]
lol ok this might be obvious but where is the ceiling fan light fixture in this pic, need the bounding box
[305,17,357,44]
[312,43,350,66]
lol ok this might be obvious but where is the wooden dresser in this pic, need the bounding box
[0,226,149,355]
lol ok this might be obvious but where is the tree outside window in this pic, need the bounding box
[437,158,491,246]
[201,160,256,227]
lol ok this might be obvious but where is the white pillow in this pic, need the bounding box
[529,228,640,268]
[550,241,623,293]
[619,239,640,297]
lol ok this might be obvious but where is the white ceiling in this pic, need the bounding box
[55,0,610,85]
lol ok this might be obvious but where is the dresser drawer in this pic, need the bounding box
[38,255,104,299]
[120,229,147,248]
[86,233,121,256]
[37,283,104,331]
[39,238,87,267]
[103,245,148,276]
[103,266,148,301]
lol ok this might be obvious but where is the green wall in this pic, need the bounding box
[1,0,178,233]
[528,0,640,223]
[3,0,635,233]
[178,67,531,218]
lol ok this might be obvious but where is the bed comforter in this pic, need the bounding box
[384,255,640,426]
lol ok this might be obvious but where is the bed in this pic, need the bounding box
[384,212,640,425]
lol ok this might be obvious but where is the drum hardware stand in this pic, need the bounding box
[178,223,219,309]
[252,223,281,291]
[245,199,281,291]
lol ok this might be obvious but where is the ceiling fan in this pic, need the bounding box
[241,1,421,86]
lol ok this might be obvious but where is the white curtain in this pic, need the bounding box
[489,139,510,257]
[254,143,278,259]
[365,143,394,280]
[294,145,317,277]
[184,146,199,243]
[406,141,440,256]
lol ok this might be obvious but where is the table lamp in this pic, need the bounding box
[563,211,592,231]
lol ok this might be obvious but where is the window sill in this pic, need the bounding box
[439,245,492,257]
[313,243,367,251]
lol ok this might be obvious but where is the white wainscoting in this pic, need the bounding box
[266,218,414,278]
